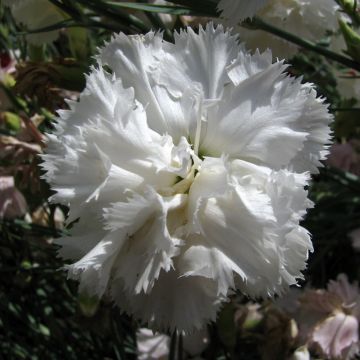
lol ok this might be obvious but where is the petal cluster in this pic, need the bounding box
[42,24,332,333]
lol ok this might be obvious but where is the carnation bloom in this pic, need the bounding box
[298,274,360,358]
[3,0,64,45]
[217,0,269,24]
[236,0,340,58]
[42,24,331,332]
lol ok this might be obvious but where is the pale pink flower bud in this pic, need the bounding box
[0,176,27,219]
[327,142,360,175]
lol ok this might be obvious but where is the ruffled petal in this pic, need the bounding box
[98,24,241,142]
[104,189,186,294]
[111,267,225,333]
[184,157,313,297]
[155,23,240,101]
[201,56,332,172]
[65,231,127,298]
[41,68,192,220]
[98,31,176,136]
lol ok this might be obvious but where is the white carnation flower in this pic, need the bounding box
[41,24,332,333]
[236,0,340,58]
[4,0,64,45]
[217,0,269,24]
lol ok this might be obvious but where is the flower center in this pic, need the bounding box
[158,164,198,197]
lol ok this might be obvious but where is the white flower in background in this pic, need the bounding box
[137,328,169,360]
[41,24,332,333]
[217,0,269,24]
[137,327,209,359]
[3,0,64,45]
[290,346,310,360]
[336,69,360,104]
[236,0,340,58]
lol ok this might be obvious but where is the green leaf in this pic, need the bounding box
[103,2,208,16]
[78,293,100,317]
[3,112,21,131]
[339,19,360,62]
[16,19,77,35]
[217,303,237,349]
[169,0,217,14]
[68,27,89,61]
[38,324,51,337]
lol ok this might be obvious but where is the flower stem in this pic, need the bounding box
[178,333,183,360]
[74,0,150,33]
[169,331,177,360]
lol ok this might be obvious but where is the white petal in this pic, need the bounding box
[65,231,127,297]
[155,23,240,101]
[233,0,340,59]
[137,328,170,360]
[218,0,269,24]
[111,267,225,333]
[99,24,241,142]
[105,190,186,294]
[98,32,173,136]
[185,157,313,297]
[41,68,192,219]
[54,213,106,260]
[201,59,332,172]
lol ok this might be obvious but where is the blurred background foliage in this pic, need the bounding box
[1,0,360,359]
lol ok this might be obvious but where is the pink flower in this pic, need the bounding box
[349,229,360,252]
[0,176,27,219]
[0,51,16,80]
[328,274,360,315]
[326,142,360,176]
[299,274,360,359]
[312,312,359,359]
[0,51,16,111]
